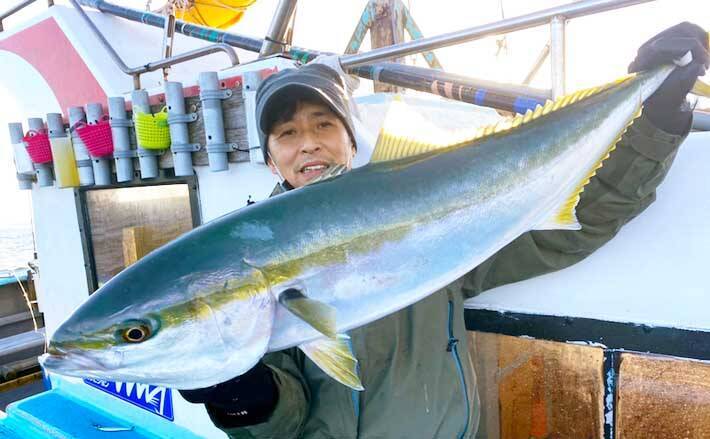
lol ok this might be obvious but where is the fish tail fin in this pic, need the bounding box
[299,334,364,391]
[534,105,644,231]
[533,65,679,231]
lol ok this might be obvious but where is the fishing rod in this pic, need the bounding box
[350,62,549,114]
[76,0,554,113]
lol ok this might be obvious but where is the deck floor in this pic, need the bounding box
[0,379,45,411]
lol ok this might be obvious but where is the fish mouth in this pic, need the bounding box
[39,349,116,376]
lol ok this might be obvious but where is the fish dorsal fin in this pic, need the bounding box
[305,164,349,186]
[533,105,643,231]
[299,334,364,391]
[370,96,480,163]
[279,288,337,338]
[370,75,636,164]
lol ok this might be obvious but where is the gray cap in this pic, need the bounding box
[255,63,356,162]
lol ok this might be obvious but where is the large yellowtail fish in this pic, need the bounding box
[40,61,710,391]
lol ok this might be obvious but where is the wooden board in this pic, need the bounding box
[122,226,152,267]
[469,332,605,439]
[85,185,194,286]
[617,353,710,439]
[0,371,42,392]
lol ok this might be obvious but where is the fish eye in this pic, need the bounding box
[122,325,151,343]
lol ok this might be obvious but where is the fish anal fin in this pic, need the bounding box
[279,288,336,338]
[299,334,364,391]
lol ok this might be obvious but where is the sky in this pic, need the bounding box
[0,0,708,228]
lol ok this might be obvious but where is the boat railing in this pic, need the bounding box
[67,0,239,90]
[338,0,654,98]
[75,0,710,129]
[259,0,298,57]
[0,0,53,32]
[76,0,656,103]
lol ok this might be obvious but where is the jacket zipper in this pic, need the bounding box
[448,300,470,439]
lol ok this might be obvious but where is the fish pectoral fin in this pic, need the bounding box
[299,334,364,391]
[279,288,337,338]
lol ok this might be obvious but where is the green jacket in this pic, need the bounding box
[210,114,687,438]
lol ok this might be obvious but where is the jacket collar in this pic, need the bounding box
[269,180,295,197]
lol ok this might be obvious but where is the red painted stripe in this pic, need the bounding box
[0,17,107,122]
[0,17,282,119]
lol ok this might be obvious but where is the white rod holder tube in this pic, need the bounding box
[9,122,33,189]
[27,117,53,187]
[109,97,135,183]
[85,102,112,185]
[199,72,232,172]
[131,90,160,179]
[68,106,95,186]
[166,81,196,176]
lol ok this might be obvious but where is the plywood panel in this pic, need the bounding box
[617,353,710,439]
[86,185,193,287]
[152,89,250,168]
[468,331,500,439]
[469,332,605,439]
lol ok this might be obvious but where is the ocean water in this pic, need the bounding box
[0,225,34,270]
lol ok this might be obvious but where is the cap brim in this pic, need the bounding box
[258,83,347,135]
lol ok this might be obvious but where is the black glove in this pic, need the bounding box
[628,22,709,134]
[178,362,279,428]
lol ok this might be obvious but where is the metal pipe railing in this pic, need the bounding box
[522,42,550,86]
[338,0,654,68]
[76,0,656,114]
[1,0,38,22]
[0,0,53,32]
[550,16,567,98]
[259,0,298,57]
[70,0,239,89]
[78,0,265,52]
[145,44,239,75]
[74,0,548,113]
